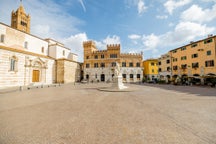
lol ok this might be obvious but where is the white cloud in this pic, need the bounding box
[139,22,215,57]
[137,0,147,15]
[168,22,174,27]
[102,35,121,45]
[33,25,51,38]
[62,33,88,62]
[124,0,147,15]
[164,0,192,15]
[156,15,168,19]
[0,0,85,40]
[181,4,216,23]
[128,34,141,39]
[93,35,121,51]
[142,34,160,51]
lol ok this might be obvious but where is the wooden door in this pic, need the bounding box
[32,70,40,82]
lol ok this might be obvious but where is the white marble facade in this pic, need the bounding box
[84,67,143,83]
[0,23,78,89]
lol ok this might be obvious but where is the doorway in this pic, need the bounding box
[101,74,105,82]
[32,70,40,82]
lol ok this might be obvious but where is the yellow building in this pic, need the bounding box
[170,35,216,84]
[143,59,158,81]
[83,41,143,82]
[11,2,31,33]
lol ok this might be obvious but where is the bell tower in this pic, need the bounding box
[11,0,31,33]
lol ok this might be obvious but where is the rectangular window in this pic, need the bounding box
[1,34,5,43]
[152,69,154,73]
[94,55,98,59]
[172,50,177,53]
[167,67,170,71]
[129,62,133,67]
[192,53,198,58]
[122,62,126,67]
[166,60,170,64]
[207,50,211,56]
[151,62,154,66]
[136,62,140,67]
[173,58,178,62]
[122,74,126,78]
[158,61,161,65]
[10,59,16,71]
[101,63,105,68]
[94,63,98,68]
[130,74,133,78]
[62,50,65,56]
[204,38,213,44]
[173,66,178,70]
[86,56,89,59]
[205,60,214,67]
[192,62,199,68]
[191,43,197,48]
[86,63,90,68]
[158,68,162,72]
[181,47,186,51]
[101,55,104,59]
[181,64,187,69]
[111,62,116,67]
[24,41,28,49]
[137,74,140,79]
[110,54,117,58]
[181,56,187,60]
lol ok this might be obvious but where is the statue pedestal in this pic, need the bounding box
[111,75,127,90]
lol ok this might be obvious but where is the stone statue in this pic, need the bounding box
[115,62,121,76]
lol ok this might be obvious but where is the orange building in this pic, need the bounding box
[170,35,216,84]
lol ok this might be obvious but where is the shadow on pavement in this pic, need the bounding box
[132,83,216,97]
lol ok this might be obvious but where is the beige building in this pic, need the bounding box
[158,53,171,81]
[0,3,80,89]
[170,35,216,84]
[83,41,143,82]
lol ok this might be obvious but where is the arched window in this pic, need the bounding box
[9,56,18,72]
[1,34,5,43]
[41,47,44,53]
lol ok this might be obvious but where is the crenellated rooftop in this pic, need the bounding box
[83,41,96,48]
[121,53,142,58]
[107,44,120,50]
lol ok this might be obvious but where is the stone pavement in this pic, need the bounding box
[0,83,215,144]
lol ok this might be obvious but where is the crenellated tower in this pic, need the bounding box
[11,1,31,33]
[83,41,97,60]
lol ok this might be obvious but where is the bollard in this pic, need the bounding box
[19,86,23,91]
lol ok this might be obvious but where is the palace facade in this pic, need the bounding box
[83,41,143,82]
[0,3,80,89]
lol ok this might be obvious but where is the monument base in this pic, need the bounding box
[111,75,127,90]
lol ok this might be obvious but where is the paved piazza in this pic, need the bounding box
[0,83,216,144]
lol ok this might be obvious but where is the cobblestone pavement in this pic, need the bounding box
[0,83,216,144]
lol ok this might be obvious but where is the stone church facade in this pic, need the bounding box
[0,3,80,89]
[83,41,143,83]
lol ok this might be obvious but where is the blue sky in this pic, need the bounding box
[1,0,216,62]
